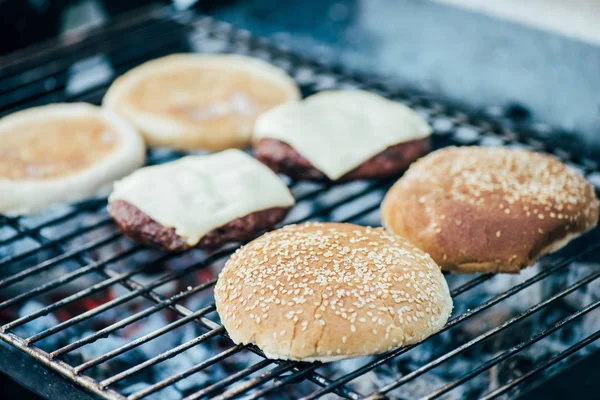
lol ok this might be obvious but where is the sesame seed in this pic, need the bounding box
[400,147,593,227]
[215,222,453,358]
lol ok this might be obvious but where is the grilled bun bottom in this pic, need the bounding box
[109,200,289,251]
[0,103,145,215]
[103,54,300,151]
[382,146,599,273]
[254,137,430,182]
[215,222,452,361]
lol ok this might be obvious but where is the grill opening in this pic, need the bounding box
[0,5,599,400]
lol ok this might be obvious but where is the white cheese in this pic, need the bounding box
[109,149,295,245]
[254,90,432,180]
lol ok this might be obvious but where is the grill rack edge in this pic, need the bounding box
[0,5,599,400]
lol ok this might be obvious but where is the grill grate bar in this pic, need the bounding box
[241,364,322,400]
[17,255,187,342]
[88,201,388,399]
[301,241,600,399]
[0,245,140,312]
[0,19,195,113]
[100,326,225,389]
[183,359,275,400]
[0,16,186,97]
[71,85,127,106]
[0,176,336,275]
[97,267,362,400]
[305,374,363,400]
[480,329,600,400]
[0,222,114,273]
[283,178,388,208]
[449,273,494,296]
[0,5,170,77]
[366,269,600,397]
[0,9,598,399]
[235,273,505,400]
[3,332,129,400]
[0,174,376,286]
[39,181,385,342]
[422,298,600,400]
[2,265,146,332]
[25,263,215,345]
[127,345,245,400]
[0,234,132,292]
[211,363,299,400]
[0,201,105,248]
[2,14,365,117]
[0,13,275,118]
[74,304,216,374]
[51,281,216,358]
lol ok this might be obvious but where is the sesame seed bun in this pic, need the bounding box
[381,147,599,273]
[215,222,452,362]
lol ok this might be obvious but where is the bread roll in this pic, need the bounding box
[215,222,452,361]
[382,146,599,273]
[103,54,300,151]
[0,103,145,215]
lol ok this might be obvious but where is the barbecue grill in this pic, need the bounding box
[1,4,599,400]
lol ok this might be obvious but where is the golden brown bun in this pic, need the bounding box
[0,103,145,215]
[215,222,452,361]
[103,54,300,151]
[381,147,599,273]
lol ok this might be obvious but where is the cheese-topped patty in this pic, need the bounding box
[109,150,295,245]
[0,103,145,215]
[103,54,300,151]
[254,90,432,180]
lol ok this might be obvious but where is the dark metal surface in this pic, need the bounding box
[516,348,600,400]
[0,344,95,400]
[0,4,599,400]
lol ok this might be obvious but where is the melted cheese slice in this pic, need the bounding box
[254,90,432,180]
[109,149,295,245]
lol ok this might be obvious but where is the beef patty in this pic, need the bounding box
[109,200,289,251]
[253,137,431,182]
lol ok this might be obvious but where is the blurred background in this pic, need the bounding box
[1,0,599,156]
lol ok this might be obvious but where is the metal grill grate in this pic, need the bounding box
[1,5,599,400]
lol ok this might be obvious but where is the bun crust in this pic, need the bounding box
[215,222,452,361]
[382,147,599,273]
[103,54,300,151]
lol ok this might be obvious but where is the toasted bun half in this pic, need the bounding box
[103,54,300,151]
[381,146,599,273]
[215,222,452,362]
[0,103,145,215]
